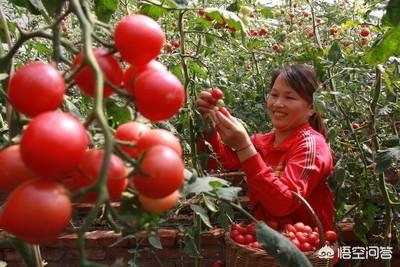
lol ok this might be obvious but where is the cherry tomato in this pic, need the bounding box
[307,232,319,245]
[0,179,71,245]
[123,60,167,94]
[325,230,338,242]
[134,70,185,122]
[115,122,150,158]
[20,111,89,180]
[212,260,224,267]
[295,232,308,243]
[72,149,128,202]
[283,223,297,233]
[72,48,123,98]
[234,234,245,244]
[133,145,184,198]
[211,87,224,100]
[360,27,370,37]
[300,242,312,252]
[244,234,255,244]
[139,189,179,213]
[114,14,165,67]
[136,129,182,156]
[8,62,65,117]
[230,229,240,239]
[0,145,37,192]
[293,222,306,232]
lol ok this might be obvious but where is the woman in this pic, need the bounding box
[196,64,334,231]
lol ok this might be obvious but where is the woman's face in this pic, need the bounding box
[267,73,314,133]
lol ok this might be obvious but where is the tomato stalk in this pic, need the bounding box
[69,0,113,266]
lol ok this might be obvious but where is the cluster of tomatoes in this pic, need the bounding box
[230,221,338,253]
[0,14,184,245]
[359,26,371,46]
[163,39,181,54]
[197,9,238,33]
[247,28,269,37]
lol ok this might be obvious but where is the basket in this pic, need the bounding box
[224,191,337,267]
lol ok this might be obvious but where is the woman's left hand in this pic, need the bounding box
[208,109,252,151]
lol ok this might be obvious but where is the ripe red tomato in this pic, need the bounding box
[134,70,185,122]
[211,87,224,100]
[291,238,301,248]
[244,234,255,244]
[307,232,319,245]
[329,25,338,36]
[170,40,181,48]
[360,27,370,37]
[293,222,306,232]
[136,129,182,156]
[133,145,184,198]
[72,149,128,202]
[283,223,297,233]
[245,223,256,235]
[115,122,150,158]
[212,260,224,267]
[8,62,65,117]
[300,242,312,252]
[123,60,167,94]
[325,230,338,242]
[0,145,37,192]
[234,234,245,244]
[72,48,123,98]
[0,179,72,244]
[114,14,165,67]
[295,232,308,243]
[230,229,240,238]
[139,189,179,213]
[20,111,89,179]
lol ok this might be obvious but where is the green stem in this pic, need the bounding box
[70,1,113,266]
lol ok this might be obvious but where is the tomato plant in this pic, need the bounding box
[133,145,184,198]
[20,111,89,179]
[134,69,185,121]
[136,128,182,156]
[114,14,165,67]
[71,149,128,202]
[138,189,180,213]
[72,48,123,98]
[0,145,37,192]
[115,121,150,158]
[0,179,72,245]
[8,62,65,117]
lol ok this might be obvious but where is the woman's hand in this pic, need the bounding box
[208,109,252,151]
[196,89,217,119]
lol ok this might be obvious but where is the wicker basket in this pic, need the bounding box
[225,191,337,267]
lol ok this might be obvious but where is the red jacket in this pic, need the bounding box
[204,123,334,231]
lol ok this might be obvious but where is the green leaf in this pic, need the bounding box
[382,0,400,26]
[94,0,119,23]
[364,26,400,65]
[33,42,51,56]
[378,65,396,95]
[256,221,312,267]
[148,234,163,249]
[216,187,241,201]
[183,176,230,195]
[0,21,16,43]
[188,61,207,78]
[139,3,167,20]
[260,7,273,19]
[10,0,41,15]
[190,204,212,228]
[203,194,218,212]
[375,146,400,174]
[106,100,133,127]
[328,41,342,63]
[204,8,246,33]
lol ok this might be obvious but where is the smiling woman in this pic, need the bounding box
[196,64,334,231]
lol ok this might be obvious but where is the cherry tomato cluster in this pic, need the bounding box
[163,39,181,54]
[197,9,237,33]
[359,26,370,46]
[247,28,269,37]
[230,221,338,253]
[0,14,185,245]
[230,223,261,249]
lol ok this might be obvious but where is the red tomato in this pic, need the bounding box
[291,238,301,248]
[307,232,319,245]
[72,48,123,97]
[234,234,245,244]
[230,229,240,238]
[123,60,167,94]
[293,222,306,232]
[20,111,89,180]
[325,230,338,242]
[283,223,297,233]
[114,14,165,67]
[136,129,182,156]
[303,225,313,234]
[300,242,312,252]
[133,145,184,198]
[0,179,72,244]
[249,241,261,248]
[360,27,370,37]
[72,149,128,202]
[295,232,308,243]
[139,189,179,213]
[115,122,150,158]
[212,260,223,267]
[245,223,256,235]
[8,62,65,117]
[244,234,255,244]
[0,145,37,192]
[211,88,224,100]
[134,70,185,121]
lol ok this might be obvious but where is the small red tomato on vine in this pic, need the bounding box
[359,27,370,37]
[211,87,224,100]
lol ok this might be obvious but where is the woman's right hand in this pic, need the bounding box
[196,89,218,118]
